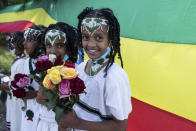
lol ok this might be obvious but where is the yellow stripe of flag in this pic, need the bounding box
[0,8,56,26]
[119,37,196,122]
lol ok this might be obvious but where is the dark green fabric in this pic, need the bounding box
[1,0,196,44]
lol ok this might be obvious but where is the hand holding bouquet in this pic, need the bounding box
[31,54,86,122]
[42,62,86,122]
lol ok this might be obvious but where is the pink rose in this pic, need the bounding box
[59,79,71,99]
[37,55,49,62]
[16,76,30,87]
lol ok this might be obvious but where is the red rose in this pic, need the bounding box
[11,80,19,88]
[22,74,28,77]
[54,56,63,66]
[64,61,75,68]
[36,60,53,73]
[70,77,86,94]
[13,88,26,98]
[14,73,23,82]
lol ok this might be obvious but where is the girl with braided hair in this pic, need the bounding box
[36,22,81,131]
[20,25,46,131]
[58,7,132,131]
[2,31,26,131]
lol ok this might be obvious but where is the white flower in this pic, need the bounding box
[49,54,57,63]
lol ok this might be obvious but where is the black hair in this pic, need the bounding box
[43,22,79,63]
[78,7,123,76]
[25,25,46,59]
[8,31,24,50]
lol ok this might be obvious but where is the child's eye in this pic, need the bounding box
[57,43,64,48]
[82,35,89,41]
[46,44,52,48]
[95,36,103,41]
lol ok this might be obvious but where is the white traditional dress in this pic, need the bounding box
[37,107,58,131]
[6,55,26,131]
[72,61,132,131]
[20,58,40,131]
[36,58,79,131]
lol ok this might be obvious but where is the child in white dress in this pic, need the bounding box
[0,31,26,131]
[20,25,46,131]
[36,22,80,131]
[58,7,132,131]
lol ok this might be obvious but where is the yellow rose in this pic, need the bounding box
[60,67,78,80]
[47,66,63,74]
[47,66,57,74]
[49,69,61,84]
[43,74,55,90]
[55,65,64,71]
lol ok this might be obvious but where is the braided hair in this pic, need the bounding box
[24,25,46,59]
[78,7,123,76]
[43,22,79,63]
[7,31,24,51]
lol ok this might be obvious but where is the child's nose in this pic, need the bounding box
[87,39,96,48]
[50,46,56,54]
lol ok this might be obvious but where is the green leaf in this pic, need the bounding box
[46,99,56,110]
[54,106,64,122]
[42,88,58,110]
[43,89,54,100]
[40,71,46,80]
[28,74,35,79]
[21,99,27,111]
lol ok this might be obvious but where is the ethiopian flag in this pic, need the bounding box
[0,0,196,130]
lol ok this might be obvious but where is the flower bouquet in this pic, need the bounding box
[10,73,34,110]
[29,54,63,85]
[30,54,86,122]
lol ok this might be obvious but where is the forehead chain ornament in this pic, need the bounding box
[24,28,41,40]
[81,18,109,36]
[45,29,67,46]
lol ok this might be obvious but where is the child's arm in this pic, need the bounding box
[24,90,38,99]
[36,86,48,104]
[58,110,127,131]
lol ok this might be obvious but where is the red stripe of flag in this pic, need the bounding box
[0,21,35,33]
[127,97,196,131]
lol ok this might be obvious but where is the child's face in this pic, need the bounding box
[23,38,37,55]
[82,25,110,59]
[45,37,67,60]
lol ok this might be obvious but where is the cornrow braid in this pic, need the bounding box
[43,22,79,63]
[75,29,85,62]
[8,31,24,50]
[77,7,123,76]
